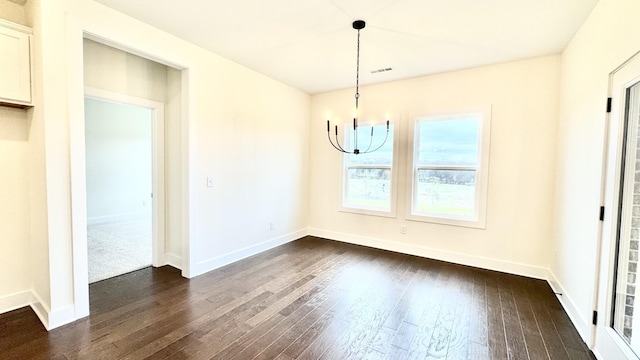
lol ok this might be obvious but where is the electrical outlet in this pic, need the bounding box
[270,222,275,231]
[206,176,214,187]
[400,225,407,234]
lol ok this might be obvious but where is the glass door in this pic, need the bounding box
[596,52,640,359]
[611,81,640,353]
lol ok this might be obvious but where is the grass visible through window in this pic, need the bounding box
[415,182,475,217]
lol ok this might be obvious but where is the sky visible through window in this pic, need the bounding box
[417,117,479,166]
[345,124,394,164]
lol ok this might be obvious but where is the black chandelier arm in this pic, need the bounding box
[361,129,390,154]
[327,131,347,153]
[334,132,349,152]
[362,128,375,153]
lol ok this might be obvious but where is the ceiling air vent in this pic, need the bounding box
[371,68,393,74]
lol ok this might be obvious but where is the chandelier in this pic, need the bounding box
[326,20,390,155]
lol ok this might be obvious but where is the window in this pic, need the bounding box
[342,123,396,216]
[408,108,491,228]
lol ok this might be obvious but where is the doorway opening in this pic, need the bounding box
[83,87,166,282]
[70,28,191,320]
[84,96,160,282]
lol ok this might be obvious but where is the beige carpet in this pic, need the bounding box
[87,216,152,283]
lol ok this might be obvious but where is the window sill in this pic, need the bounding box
[405,213,486,229]
[339,206,396,219]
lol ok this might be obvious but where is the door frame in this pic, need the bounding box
[84,87,166,269]
[66,13,196,323]
[595,50,640,359]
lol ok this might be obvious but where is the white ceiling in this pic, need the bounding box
[94,0,598,94]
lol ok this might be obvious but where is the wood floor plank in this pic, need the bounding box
[485,271,508,360]
[0,236,595,360]
[469,271,488,347]
[254,252,375,359]
[525,283,572,359]
[445,268,474,359]
[499,276,530,360]
[509,276,550,360]
[330,256,420,359]
[295,316,350,359]
[405,266,451,359]
[386,345,409,360]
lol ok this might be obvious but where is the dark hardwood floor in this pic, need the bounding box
[0,236,595,359]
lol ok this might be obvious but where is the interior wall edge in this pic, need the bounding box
[192,228,308,278]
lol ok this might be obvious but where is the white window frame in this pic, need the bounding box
[406,106,491,228]
[340,122,398,218]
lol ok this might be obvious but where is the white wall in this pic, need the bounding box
[0,105,32,312]
[27,0,73,324]
[0,0,48,320]
[26,0,310,328]
[552,0,640,344]
[310,55,560,278]
[165,67,182,258]
[84,98,152,221]
[83,38,168,103]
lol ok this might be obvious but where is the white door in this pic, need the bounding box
[596,51,640,359]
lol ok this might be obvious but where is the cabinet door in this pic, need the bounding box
[0,25,31,105]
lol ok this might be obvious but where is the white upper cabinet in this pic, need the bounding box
[0,19,32,107]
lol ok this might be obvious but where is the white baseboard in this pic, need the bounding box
[0,290,32,315]
[165,253,182,269]
[193,229,307,277]
[29,291,50,329]
[87,211,151,225]
[591,349,603,360]
[48,304,77,330]
[0,229,589,339]
[309,228,549,280]
[546,269,591,345]
[21,290,78,331]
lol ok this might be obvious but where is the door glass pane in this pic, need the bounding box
[613,81,640,351]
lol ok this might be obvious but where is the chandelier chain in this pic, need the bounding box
[355,28,360,110]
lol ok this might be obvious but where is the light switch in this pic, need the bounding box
[207,176,214,187]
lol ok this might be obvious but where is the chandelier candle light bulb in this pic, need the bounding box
[325,20,390,155]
